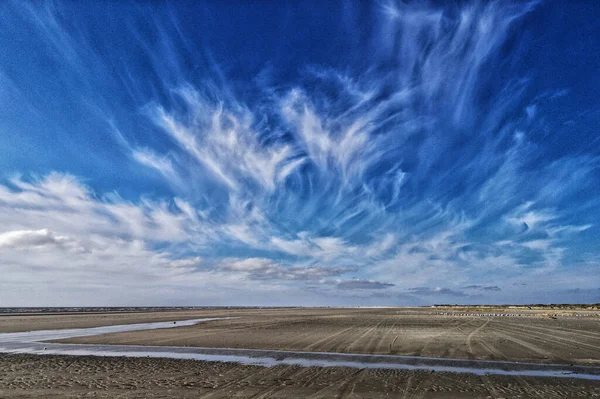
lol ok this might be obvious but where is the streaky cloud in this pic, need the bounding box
[0,0,599,305]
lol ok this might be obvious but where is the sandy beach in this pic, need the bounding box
[1,307,599,397]
[2,353,600,398]
[52,307,600,365]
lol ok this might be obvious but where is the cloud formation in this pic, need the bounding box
[0,1,599,305]
[0,229,74,250]
[337,280,395,290]
[217,258,355,282]
[464,285,502,292]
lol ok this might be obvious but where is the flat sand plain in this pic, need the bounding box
[54,307,600,365]
[1,307,600,398]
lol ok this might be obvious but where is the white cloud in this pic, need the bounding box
[279,88,382,186]
[150,88,301,192]
[0,173,198,244]
[132,149,183,189]
[506,203,556,230]
[2,0,599,306]
[0,229,74,250]
[270,236,313,257]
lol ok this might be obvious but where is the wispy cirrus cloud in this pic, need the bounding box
[0,1,599,305]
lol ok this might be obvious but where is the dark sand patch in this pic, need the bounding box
[2,353,600,398]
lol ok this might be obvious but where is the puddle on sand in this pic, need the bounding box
[1,318,599,381]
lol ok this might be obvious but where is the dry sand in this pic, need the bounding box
[54,307,600,365]
[1,307,599,398]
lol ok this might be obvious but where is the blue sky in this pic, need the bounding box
[0,1,599,306]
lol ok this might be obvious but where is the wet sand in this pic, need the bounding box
[0,308,247,333]
[1,307,599,398]
[2,353,600,398]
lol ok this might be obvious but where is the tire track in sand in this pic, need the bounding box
[477,336,546,399]
[466,318,490,357]
[304,368,363,399]
[345,316,389,353]
[492,329,558,361]
[303,327,354,352]
[494,319,600,352]
[249,366,315,399]
[506,321,600,340]
[334,369,363,399]
[418,318,479,357]
[362,316,393,354]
